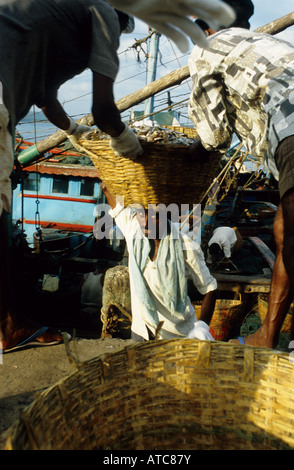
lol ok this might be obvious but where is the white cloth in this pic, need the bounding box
[110,203,217,340]
[64,118,92,153]
[109,124,143,159]
[108,0,235,52]
[0,102,13,216]
[188,320,214,340]
[173,221,200,243]
[208,226,237,259]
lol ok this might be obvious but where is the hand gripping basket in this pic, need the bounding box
[78,129,221,208]
[6,339,294,450]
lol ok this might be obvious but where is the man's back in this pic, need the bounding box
[188,28,294,177]
[0,0,119,127]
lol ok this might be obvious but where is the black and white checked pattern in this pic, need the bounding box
[188,28,294,179]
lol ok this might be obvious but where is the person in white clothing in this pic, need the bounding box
[0,0,235,351]
[208,226,238,264]
[101,183,217,342]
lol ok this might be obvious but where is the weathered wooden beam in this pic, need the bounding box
[256,11,294,35]
[248,236,276,270]
[214,273,271,293]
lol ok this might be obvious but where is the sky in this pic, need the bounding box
[17,0,294,141]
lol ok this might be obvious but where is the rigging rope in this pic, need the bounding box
[178,142,244,232]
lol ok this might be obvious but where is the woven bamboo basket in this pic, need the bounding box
[193,298,246,341]
[78,130,221,208]
[162,125,200,138]
[258,294,293,333]
[6,339,294,450]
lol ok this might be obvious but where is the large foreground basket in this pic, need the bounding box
[79,131,221,208]
[6,339,294,450]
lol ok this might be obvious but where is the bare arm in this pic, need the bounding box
[41,90,70,130]
[92,72,124,137]
[92,72,143,159]
[100,182,117,209]
[41,74,125,136]
[198,290,216,325]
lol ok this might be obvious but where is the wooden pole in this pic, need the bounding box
[256,11,294,35]
[28,12,294,157]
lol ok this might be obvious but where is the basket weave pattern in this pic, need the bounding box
[258,294,293,333]
[193,299,245,341]
[7,339,294,450]
[79,133,220,208]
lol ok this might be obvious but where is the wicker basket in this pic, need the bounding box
[6,339,294,450]
[162,125,200,138]
[79,131,221,208]
[258,294,293,333]
[193,298,246,341]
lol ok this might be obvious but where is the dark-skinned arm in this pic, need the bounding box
[198,290,216,325]
[92,72,142,159]
[92,72,124,136]
[41,90,71,130]
[100,181,117,209]
[41,90,92,151]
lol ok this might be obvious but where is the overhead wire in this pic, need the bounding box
[17,30,192,142]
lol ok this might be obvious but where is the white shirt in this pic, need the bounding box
[110,204,217,340]
[208,226,237,259]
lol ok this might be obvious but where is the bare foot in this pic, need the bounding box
[229,326,276,348]
[32,328,64,344]
[1,323,64,351]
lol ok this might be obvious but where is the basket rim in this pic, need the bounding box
[80,137,196,150]
[6,339,294,451]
